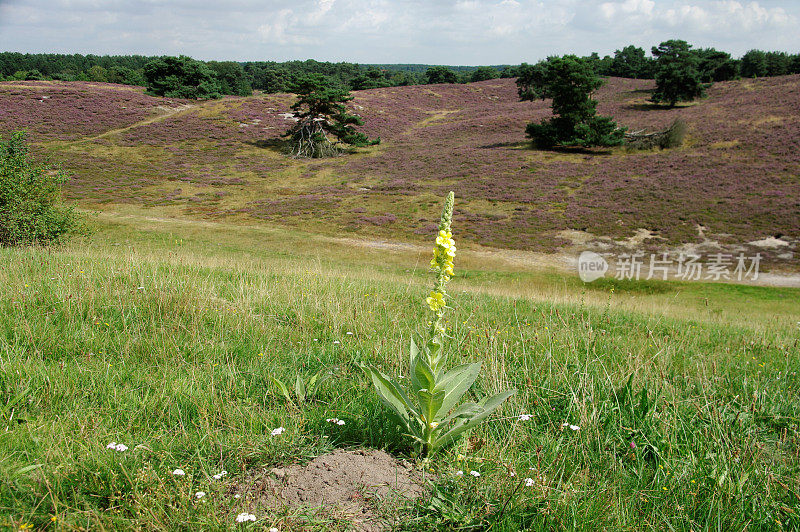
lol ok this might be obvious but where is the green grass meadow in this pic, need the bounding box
[1,212,799,530]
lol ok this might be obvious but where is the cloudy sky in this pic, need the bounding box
[0,0,797,65]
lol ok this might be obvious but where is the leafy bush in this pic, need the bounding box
[0,131,78,246]
[469,66,499,83]
[608,45,655,79]
[426,66,458,84]
[143,56,222,99]
[206,61,252,96]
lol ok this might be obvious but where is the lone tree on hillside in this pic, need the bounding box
[650,40,707,107]
[285,74,379,158]
[517,55,625,149]
[143,55,222,99]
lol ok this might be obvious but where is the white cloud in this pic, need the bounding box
[596,0,794,34]
[308,0,336,24]
[257,9,295,45]
[599,0,656,19]
[0,0,797,64]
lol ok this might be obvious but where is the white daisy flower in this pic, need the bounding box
[173,469,185,476]
[455,470,464,476]
[213,470,228,480]
[270,427,285,436]
[525,477,535,487]
[106,442,117,449]
[470,470,480,477]
[114,443,128,452]
[195,491,206,499]
[518,414,531,421]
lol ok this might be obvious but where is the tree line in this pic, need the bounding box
[3,45,798,97]
[0,52,518,95]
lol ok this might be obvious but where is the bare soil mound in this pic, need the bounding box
[235,449,428,531]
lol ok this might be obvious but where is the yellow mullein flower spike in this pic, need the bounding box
[426,291,446,312]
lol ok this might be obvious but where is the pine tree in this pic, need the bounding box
[651,40,707,107]
[285,74,379,158]
[517,55,625,149]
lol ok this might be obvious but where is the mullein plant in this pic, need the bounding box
[362,192,515,458]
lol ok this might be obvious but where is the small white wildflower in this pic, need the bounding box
[333,340,340,345]
[270,528,279,532]
[114,443,128,452]
[195,491,206,499]
[173,469,185,476]
[233,494,241,499]
[518,414,531,421]
[509,471,516,477]
[525,477,535,487]
[270,427,285,436]
[236,512,257,522]
[213,470,228,480]
[106,442,117,449]
[326,418,339,423]
[570,425,580,431]
[346,331,353,335]
[455,470,464,476]
[137,286,145,290]
[336,419,345,426]
[470,470,480,477]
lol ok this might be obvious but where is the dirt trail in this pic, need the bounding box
[93,211,800,288]
[63,103,197,145]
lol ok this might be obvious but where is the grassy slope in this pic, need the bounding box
[1,76,798,262]
[1,214,799,530]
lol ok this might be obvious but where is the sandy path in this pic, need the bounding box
[63,103,197,145]
[93,211,800,288]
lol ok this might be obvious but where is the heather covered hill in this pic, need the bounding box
[1,75,798,262]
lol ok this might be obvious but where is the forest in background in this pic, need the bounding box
[2,45,799,96]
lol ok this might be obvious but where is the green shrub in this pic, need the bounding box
[0,131,78,246]
[143,55,222,99]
